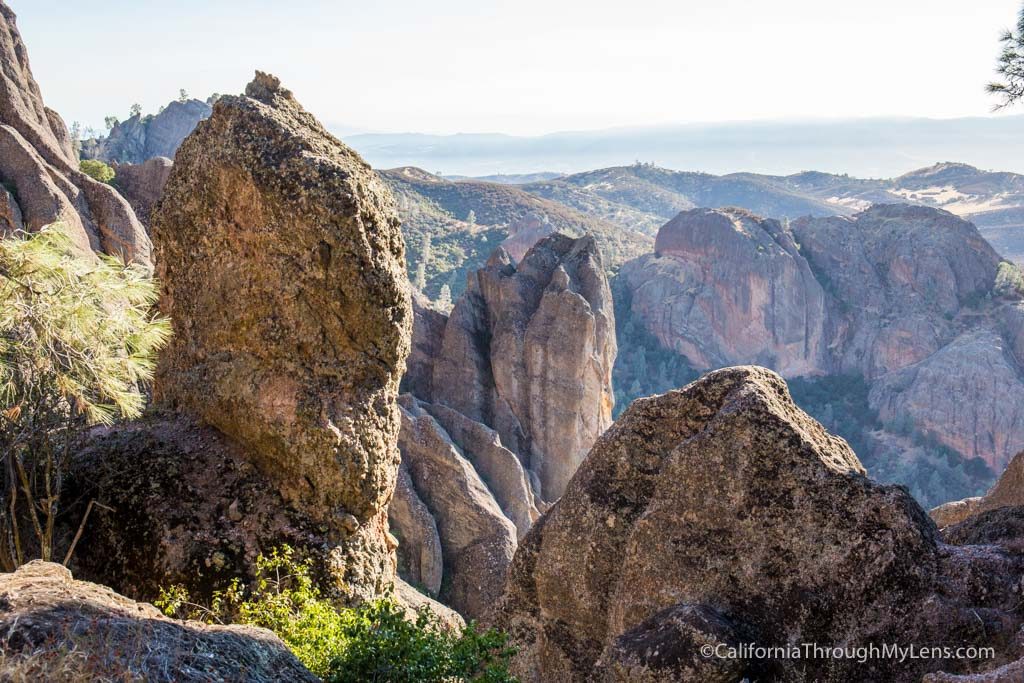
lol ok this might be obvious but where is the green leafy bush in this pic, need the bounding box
[157,547,517,682]
[79,159,115,184]
[0,225,170,568]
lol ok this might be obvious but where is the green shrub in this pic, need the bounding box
[157,547,517,682]
[79,159,115,184]
[0,224,170,568]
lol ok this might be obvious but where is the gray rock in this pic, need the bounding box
[397,395,516,619]
[433,233,616,501]
[0,560,317,682]
[83,99,212,165]
[492,367,1023,682]
[389,462,444,596]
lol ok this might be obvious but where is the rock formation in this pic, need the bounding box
[501,213,556,262]
[620,207,828,376]
[69,71,412,606]
[112,156,173,225]
[931,451,1024,528]
[790,204,1000,379]
[0,1,150,265]
[617,203,1020,502]
[0,561,316,682]
[151,71,411,600]
[392,396,517,618]
[868,329,1024,471]
[433,234,616,501]
[82,98,213,165]
[390,234,612,617]
[401,290,449,402]
[492,367,1024,682]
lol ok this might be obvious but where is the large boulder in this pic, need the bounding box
[71,72,411,605]
[620,208,829,376]
[432,234,616,501]
[0,561,316,682]
[492,367,1024,682]
[0,1,150,265]
[150,72,411,601]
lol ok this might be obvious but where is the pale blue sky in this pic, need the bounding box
[10,0,1023,135]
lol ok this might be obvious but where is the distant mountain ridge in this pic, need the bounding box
[380,167,652,299]
[341,115,1024,179]
[507,161,1024,263]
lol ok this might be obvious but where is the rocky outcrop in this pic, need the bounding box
[0,185,23,234]
[492,367,1024,682]
[393,395,517,619]
[70,72,411,605]
[931,451,1024,528]
[112,156,173,225]
[433,234,616,501]
[390,462,444,596]
[501,213,556,262]
[421,400,542,536]
[621,208,829,376]
[868,329,1024,472]
[790,204,1000,379]
[0,1,150,265]
[0,560,316,682]
[150,72,411,602]
[390,235,612,615]
[617,203,1017,506]
[400,290,449,402]
[82,99,212,165]
[389,393,543,614]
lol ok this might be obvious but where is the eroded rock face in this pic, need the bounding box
[433,234,616,501]
[112,156,173,225]
[492,367,1024,682]
[790,204,1000,379]
[151,72,411,603]
[394,395,517,619]
[390,462,444,596]
[391,235,612,615]
[617,203,1015,507]
[621,208,828,376]
[82,99,212,165]
[0,560,317,682]
[931,451,1024,528]
[869,330,1024,473]
[0,1,150,265]
[400,290,449,402]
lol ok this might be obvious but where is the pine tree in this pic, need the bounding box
[436,284,453,312]
[990,5,1024,107]
[414,261,427,291]
[0,224,171,568]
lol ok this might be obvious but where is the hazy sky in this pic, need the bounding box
[11,0,1023,136]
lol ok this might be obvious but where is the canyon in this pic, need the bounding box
[1,1,1024,680]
